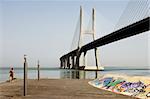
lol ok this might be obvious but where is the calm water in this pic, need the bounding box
[0,67,150,83]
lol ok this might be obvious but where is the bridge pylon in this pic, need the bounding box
[60,6,104,70]
[75,6,103,70]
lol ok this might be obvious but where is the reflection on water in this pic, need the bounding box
[60,69,97,79]
[60,70,84,79]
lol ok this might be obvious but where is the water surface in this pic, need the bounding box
[0,67,150,83]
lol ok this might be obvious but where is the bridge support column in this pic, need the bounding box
[64,58,66,69]
[83,51,87,67]
[63,59,65,68]
[71,55,75,69]
[67,56,70,69]
[75,51,81,70]
[60,59,63,68]
[94,48,99,70]
[63,59,64,69]
[61,59,64,68]
[75,56,79,69]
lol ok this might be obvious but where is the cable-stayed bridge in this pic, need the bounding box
[60,0,150,70]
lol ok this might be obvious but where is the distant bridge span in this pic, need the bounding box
[60,17,150,69]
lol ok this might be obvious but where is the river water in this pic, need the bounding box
[0,67,150,83]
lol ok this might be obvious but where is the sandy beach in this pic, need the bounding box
[0,79,135,99]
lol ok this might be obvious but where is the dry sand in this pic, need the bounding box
[0,79,135,99]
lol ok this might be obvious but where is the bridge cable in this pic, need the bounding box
[114,0,149,31]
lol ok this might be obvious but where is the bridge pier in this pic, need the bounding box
[83,51,87,67]
[63,58,66,69]
[75,51,81,69]
[71,55,75,69]
[60,58,63,68]
[75,56,79,69]
[94,48,99,70]
[67,56,70,69]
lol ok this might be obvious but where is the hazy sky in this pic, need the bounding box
[0,0,149,68]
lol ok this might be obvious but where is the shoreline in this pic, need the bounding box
[0,79,134,99]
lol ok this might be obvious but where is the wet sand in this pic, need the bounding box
[0,79,135,99]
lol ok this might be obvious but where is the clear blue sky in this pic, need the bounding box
[0,0,149,68]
